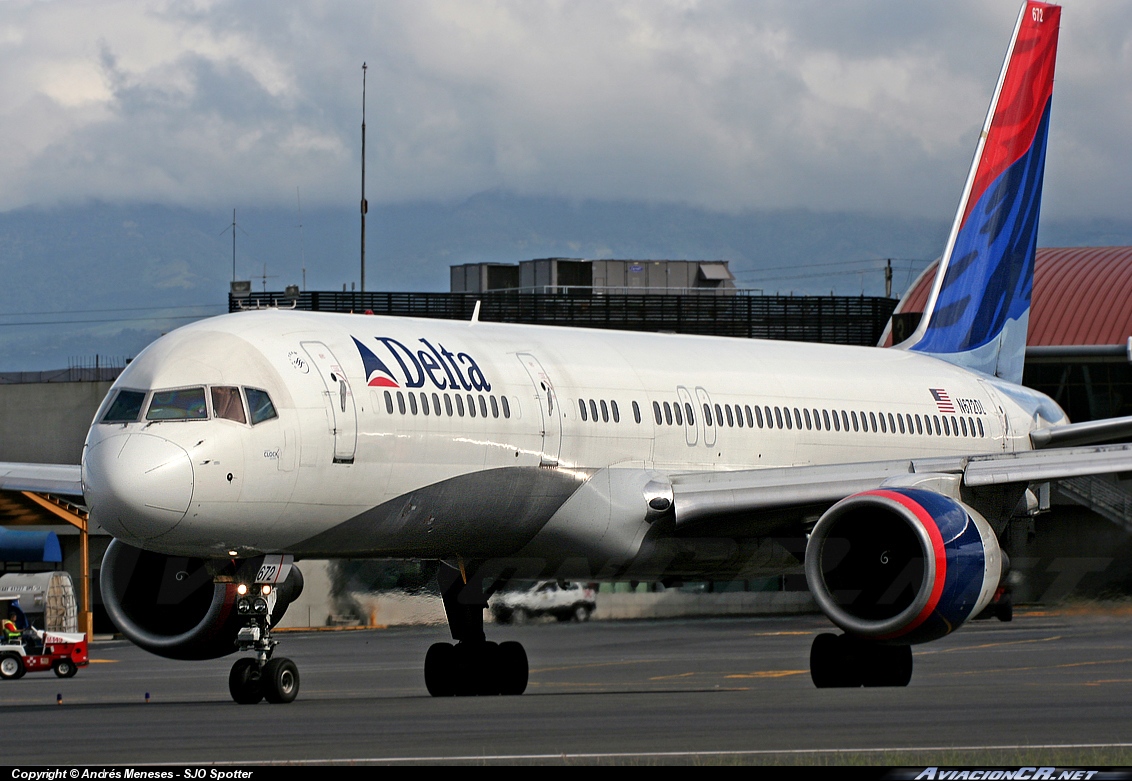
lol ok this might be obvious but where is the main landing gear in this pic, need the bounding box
[809,633,912,688]
[227,558,300,705]
[424,562,529,697]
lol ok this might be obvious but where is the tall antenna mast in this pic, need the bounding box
[297,187,307,291]
[360,62,368,293]
[220,208,245,282]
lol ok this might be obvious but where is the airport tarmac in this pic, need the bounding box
[5,610,1132,765]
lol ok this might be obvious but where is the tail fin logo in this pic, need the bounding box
[905,1,1060,385]
[352,336,399,387]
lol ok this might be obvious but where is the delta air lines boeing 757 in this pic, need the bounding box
[5,1,1131,702]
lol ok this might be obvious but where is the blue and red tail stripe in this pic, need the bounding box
[906,2,1060,384]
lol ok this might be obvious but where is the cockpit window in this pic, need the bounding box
[211,386,247,424]
[101,390,146,424]
[146,388,208,421]
[244,388,278,425]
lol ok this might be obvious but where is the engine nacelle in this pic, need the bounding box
[804,488,1002,645]
[100,539,304,660]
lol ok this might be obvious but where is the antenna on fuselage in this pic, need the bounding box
[470,300,481,324]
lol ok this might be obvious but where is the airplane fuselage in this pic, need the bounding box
[81,308,1065,575]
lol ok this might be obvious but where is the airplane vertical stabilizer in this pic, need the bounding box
[902,2,1060,384]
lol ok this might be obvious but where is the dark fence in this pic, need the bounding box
[229,291,898,346]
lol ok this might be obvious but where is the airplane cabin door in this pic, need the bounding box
[695,386,717,447]
[301,341,358,464]
[517,353,562,466]
[676,386,698,446]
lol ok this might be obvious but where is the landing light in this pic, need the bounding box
[261,585,272,596]
[236,583,248,596]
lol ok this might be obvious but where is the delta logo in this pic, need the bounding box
[352,335,491,392]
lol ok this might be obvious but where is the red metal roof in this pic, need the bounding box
[886,247,1132,347]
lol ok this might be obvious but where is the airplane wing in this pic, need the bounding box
[0,462,84,497]
[668,442,1132,530]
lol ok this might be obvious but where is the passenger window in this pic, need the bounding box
[600,400,609,423]
[755,406,764,428]
[467,395,476,417]
[704,404,713,427]
[611,400,620,423]
[455,394,465,417]
[490,396,499,418]
[409,394,418,415]
[212,386,246,424]
[479,396,488,418]
[397,391,406,415]
[804,408,812,430]
[147,387,208,421]
[385,391,394,414]
[685,403,695,426]
[715,404,724,428]
[870,412,879,432]
[420,392,429,416]
[579,399,588,421]
[832,410,841,432]
[794,408,802,429]
[101,390,146,424]
[589,399,599,423]
[783,407,792,430]
[774,407,783,429]
[633,401,641,424]
[745,405,754,428]
[433,393,442,416]
[977,418,985,437]
[664,402,673,426]
[735,405,744,428]
[897,414,906,434]
[674,403,683,426]
[960,416,968,436]
[812,408,821,431]
[725,405,734,427]
[652,401,662,425]
[822,409,831,431]
[501,396,510,419]
[445,394,453,416]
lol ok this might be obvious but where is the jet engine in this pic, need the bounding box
[100,539,304,660]
[805,488,1002,645]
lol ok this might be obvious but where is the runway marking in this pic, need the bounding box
[185,742,1132,765]
[532,659,665,674]
[87,659,119,664]
[927,655,1132,679]
[648,672,695,681]
[725,670,807,679]
[921,635,1063,654]
[748,631,813,637]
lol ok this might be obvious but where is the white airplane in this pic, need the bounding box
[3,0,1129,703]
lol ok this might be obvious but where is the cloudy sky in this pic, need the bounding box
[3,0,1130,221]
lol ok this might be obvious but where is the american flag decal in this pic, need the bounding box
[930,388,955,413]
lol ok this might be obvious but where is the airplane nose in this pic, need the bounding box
[83,433,194,543]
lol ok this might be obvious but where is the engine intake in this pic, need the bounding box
[804,488,1001,645]
[100,539,303,660]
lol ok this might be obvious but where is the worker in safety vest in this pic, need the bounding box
[2,610,20,644]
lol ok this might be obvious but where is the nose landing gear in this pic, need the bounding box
[227,555,300,704]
